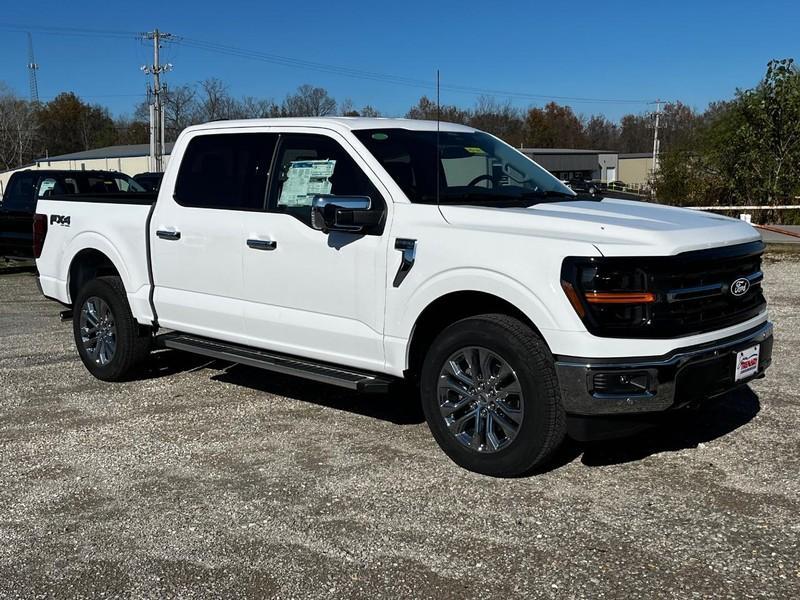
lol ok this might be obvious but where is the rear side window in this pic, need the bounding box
[3,173,37,211]
[174,133,278,210]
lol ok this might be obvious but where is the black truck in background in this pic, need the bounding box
[0,170,147,260]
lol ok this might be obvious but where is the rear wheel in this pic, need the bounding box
[420,314,565,476]
[73,276,151,381]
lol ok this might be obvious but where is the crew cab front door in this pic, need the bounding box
[241,131,391,372]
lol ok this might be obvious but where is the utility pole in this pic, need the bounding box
[651,99,663,176]
[140,29,173,172]
[27,33,40,104]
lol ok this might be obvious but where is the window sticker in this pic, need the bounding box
[464,146,487,155]
[278,159,336,207]
[38,179,57,197]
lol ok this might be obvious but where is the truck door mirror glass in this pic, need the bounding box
[311,195,381,233]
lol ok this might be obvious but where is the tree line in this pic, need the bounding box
[0,78,670,170]
[1,60,798,221]
[653,58,800,222]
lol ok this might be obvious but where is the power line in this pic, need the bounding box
[176,36,650,105]
[0,23,138,39]
[0,21,654,107]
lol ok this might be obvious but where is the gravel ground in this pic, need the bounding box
[0,253,798,599]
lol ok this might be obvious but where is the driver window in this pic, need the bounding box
[269,134,383,227]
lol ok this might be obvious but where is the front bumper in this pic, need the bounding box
[554,321,773,418]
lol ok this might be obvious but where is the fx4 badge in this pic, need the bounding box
[50,214,71,227]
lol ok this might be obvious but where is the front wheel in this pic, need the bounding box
[73,276,151,381]
[420,314,566,477]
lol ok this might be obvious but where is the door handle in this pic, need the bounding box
[247,239,277,251]
[156,229,181,241]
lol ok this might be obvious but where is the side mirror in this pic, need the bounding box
[311,195,382,233]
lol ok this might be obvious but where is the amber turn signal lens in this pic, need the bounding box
[584,291,656,304]
[561,281,586,318]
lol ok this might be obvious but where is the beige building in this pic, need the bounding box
[0,144,173,195]
[617,152,654,189]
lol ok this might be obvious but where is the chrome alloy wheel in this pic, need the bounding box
[79,296,117,366]
[437,346,524,453]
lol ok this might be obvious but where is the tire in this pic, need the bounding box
[72,276,151,381]
[420,314,566,477]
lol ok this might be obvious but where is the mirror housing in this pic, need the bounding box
[311,195,382,233]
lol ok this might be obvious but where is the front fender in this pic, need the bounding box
[400,267,561,337]
[384,267,570,375]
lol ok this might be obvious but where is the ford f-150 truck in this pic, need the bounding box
[34,118,773,476]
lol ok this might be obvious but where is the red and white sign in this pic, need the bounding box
[734,345,760,381]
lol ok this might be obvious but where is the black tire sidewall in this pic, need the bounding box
[421,317,560,476]
[72,277,144,381]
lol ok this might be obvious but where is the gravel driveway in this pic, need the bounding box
[0,253,798,599]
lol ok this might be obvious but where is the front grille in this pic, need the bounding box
[563,241,767,339]
[646,243,765,336]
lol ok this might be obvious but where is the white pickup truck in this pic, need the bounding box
[34,118,773,476]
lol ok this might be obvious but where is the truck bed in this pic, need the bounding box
[35,195,157,322]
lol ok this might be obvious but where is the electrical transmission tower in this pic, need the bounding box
[27,33,40,104]
[140,29,173,172]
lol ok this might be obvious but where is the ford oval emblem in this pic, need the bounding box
[730,277,750,297]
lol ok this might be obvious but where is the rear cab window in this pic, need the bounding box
[174,133,278,211]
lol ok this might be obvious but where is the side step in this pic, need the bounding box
[157,333,395,393]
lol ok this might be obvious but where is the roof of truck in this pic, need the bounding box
[185,117,477,133]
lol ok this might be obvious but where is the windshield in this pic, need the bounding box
[353,129,575,205]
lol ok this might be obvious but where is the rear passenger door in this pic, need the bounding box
[241,130,391,371]
[151,131,277,342]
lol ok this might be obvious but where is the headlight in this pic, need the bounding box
[561,257,655,333]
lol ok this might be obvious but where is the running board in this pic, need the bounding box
[157,333,394,393]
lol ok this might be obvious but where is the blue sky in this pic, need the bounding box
[0,0,797,121]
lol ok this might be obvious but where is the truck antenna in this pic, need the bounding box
[436,69,441,211]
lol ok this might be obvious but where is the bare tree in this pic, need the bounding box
[339,98,358,116]
[469,96,523,146]
[406,96,470,124]
[282,84,337,117]
[0,85,38,169]
[234,96,280,119]
[196,78,238,122]
[339,99,380,117]
[164,84,199,140]
[360,104,380,117]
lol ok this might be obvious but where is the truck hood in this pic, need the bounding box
[440,197,762,256]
